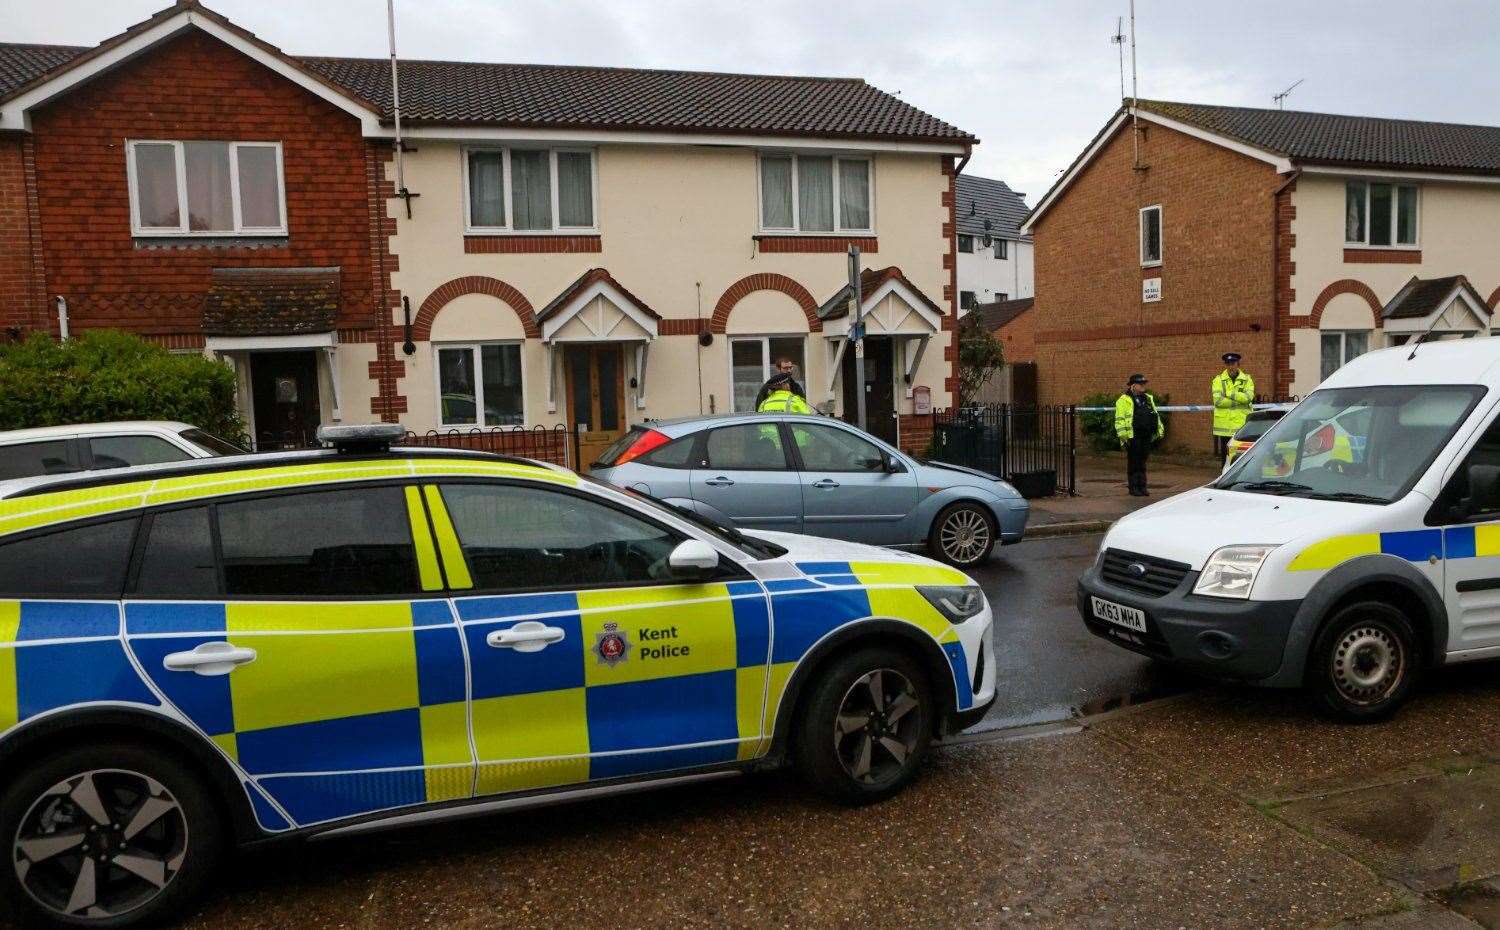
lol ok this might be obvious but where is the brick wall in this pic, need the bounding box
[0,136,43,336]
[897,413,932,456]
[24,30,377,339]
[1031,120,1281,451]
[995,308,1035,363]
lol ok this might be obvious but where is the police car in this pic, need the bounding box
[0,425,994,927]
[1080,339,1500,721]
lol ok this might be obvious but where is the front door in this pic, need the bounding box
[250,351,320,451]
[566,345,627,472]
[841,336,898,446]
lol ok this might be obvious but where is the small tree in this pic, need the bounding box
[956,312,1005,404]
[0,330,247,444]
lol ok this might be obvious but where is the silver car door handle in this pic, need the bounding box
[704,476,735,487]
[811,479,840,489]
[487,621,566,653]
[163,641,257,676]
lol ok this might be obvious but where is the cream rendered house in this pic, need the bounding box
[371,62,975,461]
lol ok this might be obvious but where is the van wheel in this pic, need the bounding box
[794,646,934,805]
[1310,602,1419,722]
[929,502,996,567]
[0,742,223,929]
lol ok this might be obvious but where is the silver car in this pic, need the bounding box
[591,414,1029,567]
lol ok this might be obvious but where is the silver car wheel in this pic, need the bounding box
[13,769,188,921]
[833,668,922,787]
[939,507,991,564]
[1330,624,1404,706]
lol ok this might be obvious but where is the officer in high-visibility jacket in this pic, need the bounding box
[1115,373,1163,497]
[1211,352,1254,463]
[757,370,812,414]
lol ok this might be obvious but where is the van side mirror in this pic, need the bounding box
[1467,464,1500,515]
[668,539,720,579]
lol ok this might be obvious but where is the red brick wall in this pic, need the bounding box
[25,31,377,339]
[0,136,44,336]
[995,309,1035,363]
[1031,120,1281,451]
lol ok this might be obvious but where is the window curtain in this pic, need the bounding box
[1345,182,1366,242]
[760,157,793,228]
[236,145,282,228]
[511,150,553,230]
[838,160,870,229]
[468,151,505,227]
[798,157,834,231]
[133,143,181,228]
[184,142,234,232]
[557,152,593,227]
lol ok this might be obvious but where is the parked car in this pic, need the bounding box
[0,421,243,481]
[1221,407,1290,470]
[1080,338,1500,721]
[0,424,994,927]
[590,414,1029,567]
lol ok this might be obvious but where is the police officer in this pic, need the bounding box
[1115,373,1163,497]
[1211,352,1255,463]
[756,360,812,414]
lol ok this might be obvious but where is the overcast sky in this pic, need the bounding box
[11,1,1500,204]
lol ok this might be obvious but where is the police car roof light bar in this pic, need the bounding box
[317,423,408,454]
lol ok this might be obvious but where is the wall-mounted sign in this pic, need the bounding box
[1142,277,1162,303]
[913,385,932,415]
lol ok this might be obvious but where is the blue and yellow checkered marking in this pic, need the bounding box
[1289,526,1500,572]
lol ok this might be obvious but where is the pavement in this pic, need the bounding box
[1027,451,1221,536]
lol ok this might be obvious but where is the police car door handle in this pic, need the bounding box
[487,622,566,653]
[704,476,734,487]
[162,641,258,676]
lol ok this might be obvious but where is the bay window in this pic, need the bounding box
[465,147,596,233]
[730,336,806,412]
[759,153,873,233]
[436,343,524,427]
[127,140,285,236]
[1320,331,1369,382]
[1345,181,1418,247]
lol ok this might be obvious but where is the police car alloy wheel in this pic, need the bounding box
[1311,602,1418,722]
[794,646,934,805]
[931,503,995,567]
[1,743,223,928]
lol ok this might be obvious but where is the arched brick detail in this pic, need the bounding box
[710,273,820,334]
[413,276,539,341]
[1307,278,1383,328]
[1487,286,1500,311]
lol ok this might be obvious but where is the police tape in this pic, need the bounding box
[1073,403,1293,413]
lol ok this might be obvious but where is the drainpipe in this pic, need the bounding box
[1270,168,1302,398]
[54,296,68,340]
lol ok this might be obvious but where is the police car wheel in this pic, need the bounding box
[0,742,224,929]
[794,646,933,805]
[930,503,995,567]
[1311,602,1419,722]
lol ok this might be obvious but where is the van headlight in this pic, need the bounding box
[1193,545,1277,599]
[918,586,987,623]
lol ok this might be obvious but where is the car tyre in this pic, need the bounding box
[0,741,224,929]
[929,502,996,567]
[794,645,934,805]
[1309,601,1419,723]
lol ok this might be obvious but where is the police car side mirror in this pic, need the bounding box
[668,539,720,578]
[1467,464,1500,515]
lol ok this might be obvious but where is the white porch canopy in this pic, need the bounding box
[204,331,343,423]
[818,270,943,398]
[536,269,661,412]
[1381,275,1492,337]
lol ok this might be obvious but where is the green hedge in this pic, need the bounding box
[0,331,246,444]
[1079,389,1171,454]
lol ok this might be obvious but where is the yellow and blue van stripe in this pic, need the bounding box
[1288,527,1497,571]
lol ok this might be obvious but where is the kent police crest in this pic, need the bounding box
[593,622,632,666]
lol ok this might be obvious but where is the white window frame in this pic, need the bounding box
[1319,330,1370,380]
[1139,204,1162,267]
[728,334,807,413]
[1344,180,1421,249]
[957,234,974,253]
[461,145,600,235]
[993,238,1008,260]
[756,152,875,235]
[126,140,287,237]
[433,341,527,429]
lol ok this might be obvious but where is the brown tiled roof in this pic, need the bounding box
[0,43,85,99]
[535,268,662,325]
[817,266,944,320]
[1136,99,1500,176]
[1382,274,1490,321]
[202,267,340,336]
[971,297,1033,331]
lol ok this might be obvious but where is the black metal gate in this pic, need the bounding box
[929,404,1076,497]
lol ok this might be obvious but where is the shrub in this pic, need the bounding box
[0,331,247,444]
[1079,389,1171,454]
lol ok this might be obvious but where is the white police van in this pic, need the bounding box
[1080,338,1500,720]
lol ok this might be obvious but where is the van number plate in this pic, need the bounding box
[1091,596,1148,633]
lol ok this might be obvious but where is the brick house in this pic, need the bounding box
[967,296,1034,404]
[0,1,972,459]
[1021,99,1500,451]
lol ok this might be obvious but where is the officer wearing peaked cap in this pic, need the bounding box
[1211,352,1255,464]
[1114,373,1163,497]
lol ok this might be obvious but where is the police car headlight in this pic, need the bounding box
[919,586,987,623]
[1193,545,1278,599]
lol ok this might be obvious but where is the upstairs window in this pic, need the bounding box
[128,140,285,236]
[993,239,1008,259]
[465,147,596,233]
[957,234,975,253]
[1346,181,1418,247]
[960,291,978,311]
[759,153,872,233]
[1139,205,1162,266]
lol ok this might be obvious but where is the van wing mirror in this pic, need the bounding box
[1467,464,1500,515]
[668,539,720,578]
